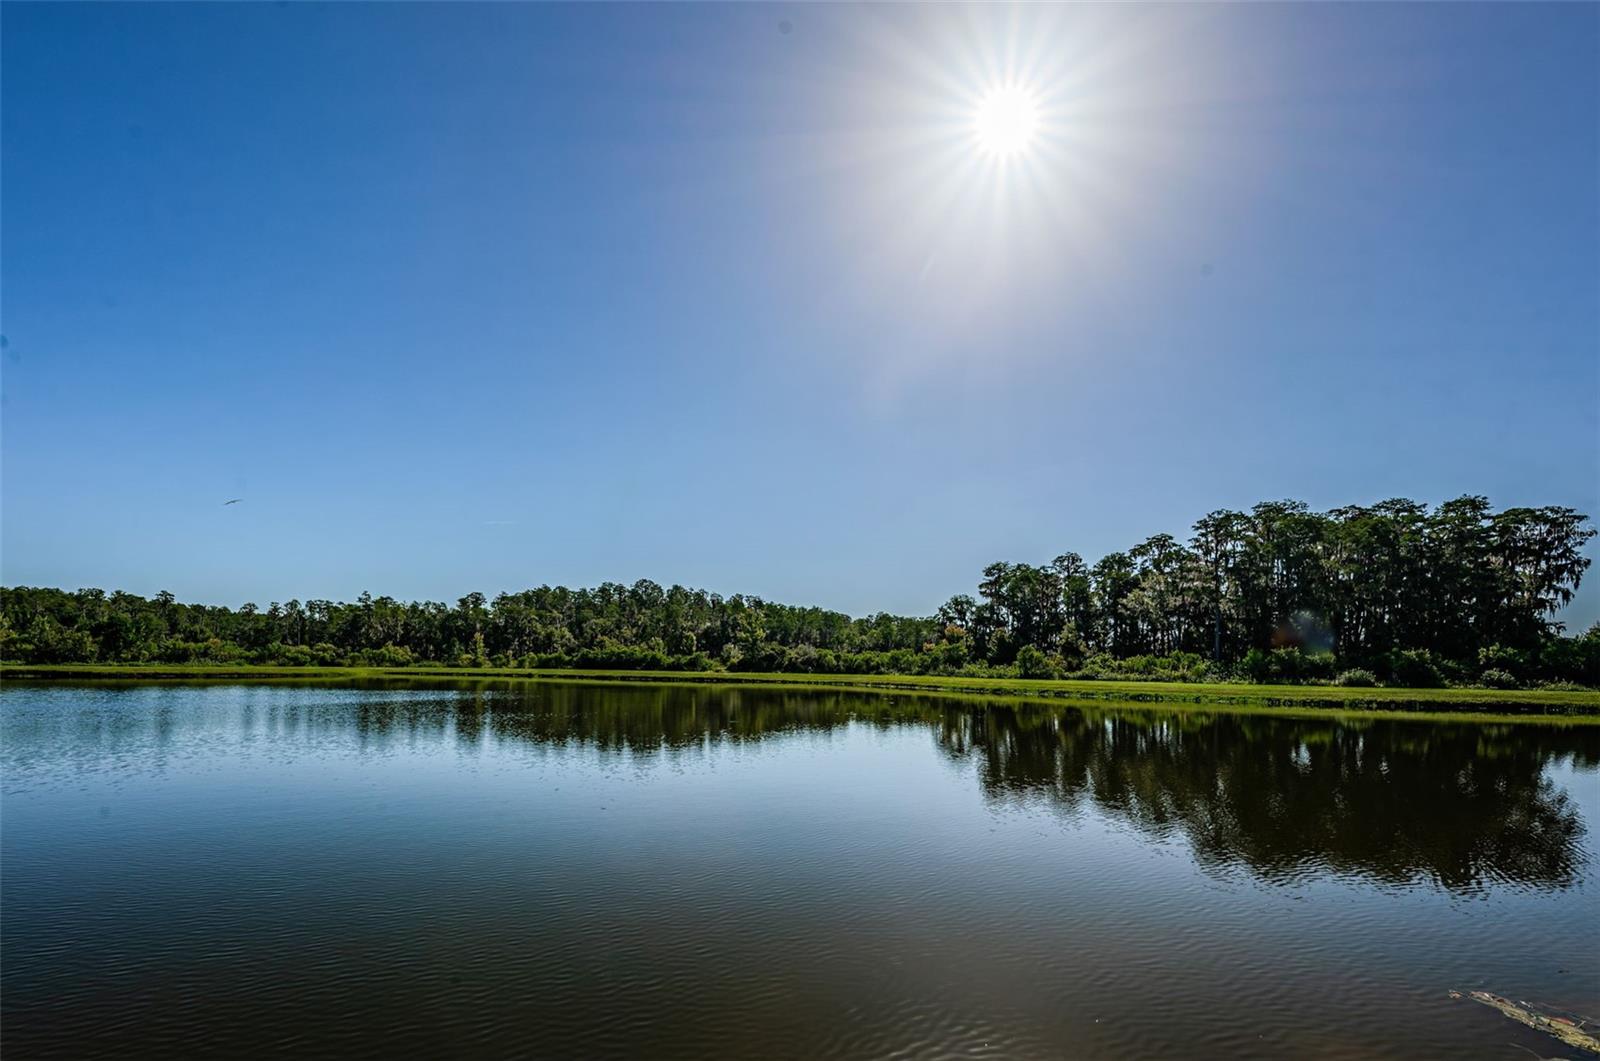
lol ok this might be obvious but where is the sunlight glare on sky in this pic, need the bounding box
[784,5,1237,390]
[972,85,1041,158]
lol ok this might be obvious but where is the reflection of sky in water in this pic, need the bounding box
[3,682,1597,1060]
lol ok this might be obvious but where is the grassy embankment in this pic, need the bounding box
[4,662,1597,718]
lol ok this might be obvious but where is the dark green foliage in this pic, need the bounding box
[1478,644,1532,681]
[2,496,1593,688]
[1241,647,1337,684]
[351,644,415,668]
[1387,649,1446,689]
[1478,668,1519,690]
[1068,651,1214,683]
[1538,623,1600,687]
[1014,645,1062,680]
[572,640,673,670]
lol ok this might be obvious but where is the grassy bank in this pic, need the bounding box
[4,662,1596,716]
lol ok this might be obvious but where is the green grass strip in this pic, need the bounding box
[4,662,1595,720]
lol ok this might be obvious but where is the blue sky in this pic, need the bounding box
[3,3,1597,625]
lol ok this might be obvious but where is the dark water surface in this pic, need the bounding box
[3,681,1597,1059]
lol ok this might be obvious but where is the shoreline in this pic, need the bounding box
[4,663,1596,720]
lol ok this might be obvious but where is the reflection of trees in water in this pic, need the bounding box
[337,681,883,755]
[479,684,873,752]
[355,680,1598,892]
[936,706,1598,891]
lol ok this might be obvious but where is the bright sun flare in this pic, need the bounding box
[972,86,1040,158]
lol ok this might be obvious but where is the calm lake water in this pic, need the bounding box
[2,681,1597,1059]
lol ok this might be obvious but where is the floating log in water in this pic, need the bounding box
[1452,990,1600,1055]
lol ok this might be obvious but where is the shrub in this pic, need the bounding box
[1078,652,1210,682]
[157,637,246,665]
[1539,623,1600,686]
[676,651,718,672]
[1239,647,1333,684]
[351,643,414,668]
[729,640,791,672]
[264,643,316,666]
[1074,652,1121,679]
[957,661,1016,678]
[922,640,971,675]
[1056,632,1088,673]
[1333,668,1378,687]
[572,640,670,670]
[1387,648,1445,688]
[1478,644,1530,680]
[1478,668,1519,689]
[18,617,98,663]
[1239,648,1273,683]
[1015,644,1062,680]
[787,644,821,673]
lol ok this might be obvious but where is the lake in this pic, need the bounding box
[2,680,1597,1059]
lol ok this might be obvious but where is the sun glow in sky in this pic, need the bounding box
[797,5,1217,368]
[972,85,1040,158]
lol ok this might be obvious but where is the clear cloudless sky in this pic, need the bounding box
[3,3,1597,625]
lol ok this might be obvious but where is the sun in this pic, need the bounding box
[972,85,1040,158]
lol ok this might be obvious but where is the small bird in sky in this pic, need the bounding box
[223,498,243,506]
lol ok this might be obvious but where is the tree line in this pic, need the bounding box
[3,496,1595,688]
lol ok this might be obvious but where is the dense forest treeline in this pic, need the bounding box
[3,496,1597,688]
